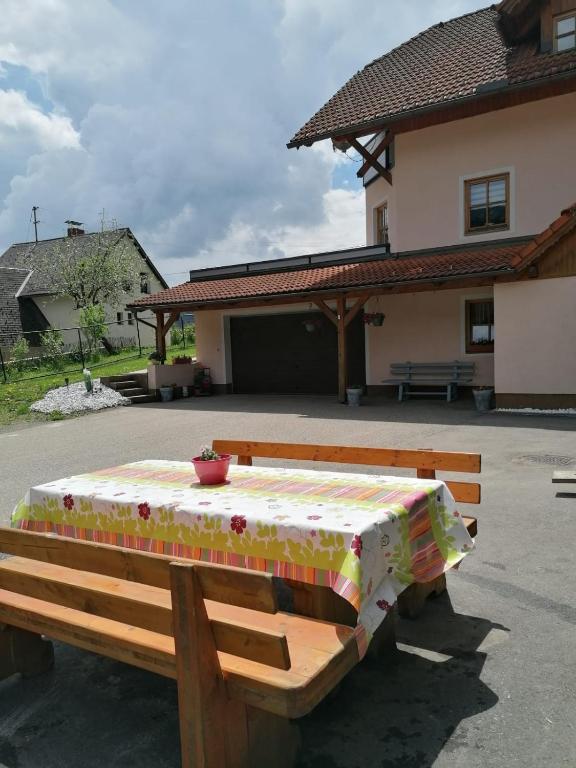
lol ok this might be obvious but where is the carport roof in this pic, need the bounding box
[129,239,526,311]
[129,202,576,313]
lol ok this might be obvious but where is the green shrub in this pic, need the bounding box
[10,337,30,373]
[40,329,65,370]
[170,324,195,347]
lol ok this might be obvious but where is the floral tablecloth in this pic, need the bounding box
[12,460,474,657]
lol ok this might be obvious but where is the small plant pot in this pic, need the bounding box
[346,387,363,407]
[192,454,231,485]
[473,388,493,412]
[159,385,174,402]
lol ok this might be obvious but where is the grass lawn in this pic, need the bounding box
[0,344,196,428]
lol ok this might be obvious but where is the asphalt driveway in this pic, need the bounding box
[0,395,575,767]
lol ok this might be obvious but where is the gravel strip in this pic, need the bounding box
[30,379,131,415]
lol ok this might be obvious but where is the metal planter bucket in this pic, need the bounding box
[346,387,363,407]
[473,388,493,412]
[159,386,174,402]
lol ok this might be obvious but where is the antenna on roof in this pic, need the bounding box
[31,206,40,242]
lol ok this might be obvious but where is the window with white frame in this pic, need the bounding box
[554,13,576,52]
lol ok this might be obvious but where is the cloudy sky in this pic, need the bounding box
[0,0,486,285]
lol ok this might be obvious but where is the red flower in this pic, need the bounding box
[453,511,460,517]
[231,515,247,535]
[377,599,393,612]
[63,494,74,510]
[138,502,151,521]
[351,535,362,558]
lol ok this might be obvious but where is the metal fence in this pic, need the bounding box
[0,315,195,384]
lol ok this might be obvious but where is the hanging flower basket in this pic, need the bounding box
[363,313,385,327]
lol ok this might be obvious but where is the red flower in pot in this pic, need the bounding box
[192,446,231,485]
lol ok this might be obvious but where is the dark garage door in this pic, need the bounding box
[230,311,366,394]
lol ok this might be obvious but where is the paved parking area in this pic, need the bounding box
[1,395,575,767]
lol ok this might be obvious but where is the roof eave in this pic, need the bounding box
[127,267,516,313]
[287,69,576,149]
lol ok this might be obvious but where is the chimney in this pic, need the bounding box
[65,219,85,237]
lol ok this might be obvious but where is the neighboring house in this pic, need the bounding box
[131,0,576,408]
[0,226,167,357]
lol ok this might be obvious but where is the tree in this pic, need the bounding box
[39,227,142,309]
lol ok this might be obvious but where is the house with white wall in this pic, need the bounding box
[0,225,167,356]
[131,0,576,408]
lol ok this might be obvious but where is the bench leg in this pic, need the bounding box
[397,573,447,619]
[0,624,54,681]
[364,607,397,661]
[226,704,300,768]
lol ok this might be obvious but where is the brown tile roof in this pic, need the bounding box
[130,240,526,310]
[288,6,576,147]
[511,201,576,268]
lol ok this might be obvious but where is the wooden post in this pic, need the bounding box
[170,563,229,768]
[155,311,166,361]
[0,624,54,680]
[337,296,347,403]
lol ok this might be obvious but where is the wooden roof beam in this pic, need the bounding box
[357,132,394,178]
[347,137,392,185]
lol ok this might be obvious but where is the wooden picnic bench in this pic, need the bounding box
[213,440,480,621]
[383,361,475,402]
[0,527,361,768]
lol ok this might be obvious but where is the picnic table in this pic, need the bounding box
[12,459,474,656]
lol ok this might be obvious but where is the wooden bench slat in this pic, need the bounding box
[212,440,481,474]
[0,582,358,718]
[0,528,277,614]
[552,471,576,483]
[445,481,481,504]
[0,557,291,671]
[0,587,177,678]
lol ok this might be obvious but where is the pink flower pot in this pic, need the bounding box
[192,454,231,485]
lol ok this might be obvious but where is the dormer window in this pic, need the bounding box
[554,13,576,52]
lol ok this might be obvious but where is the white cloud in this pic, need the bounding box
[0,0,488,279]
[0,89,80,150]
[157,186,365,279]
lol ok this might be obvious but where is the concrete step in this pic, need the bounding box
[106,374,140,383]
[119,387,148,397]
[128,394,157,404]
[111,381,139,392]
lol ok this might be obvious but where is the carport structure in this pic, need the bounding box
[128,212,576,405]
